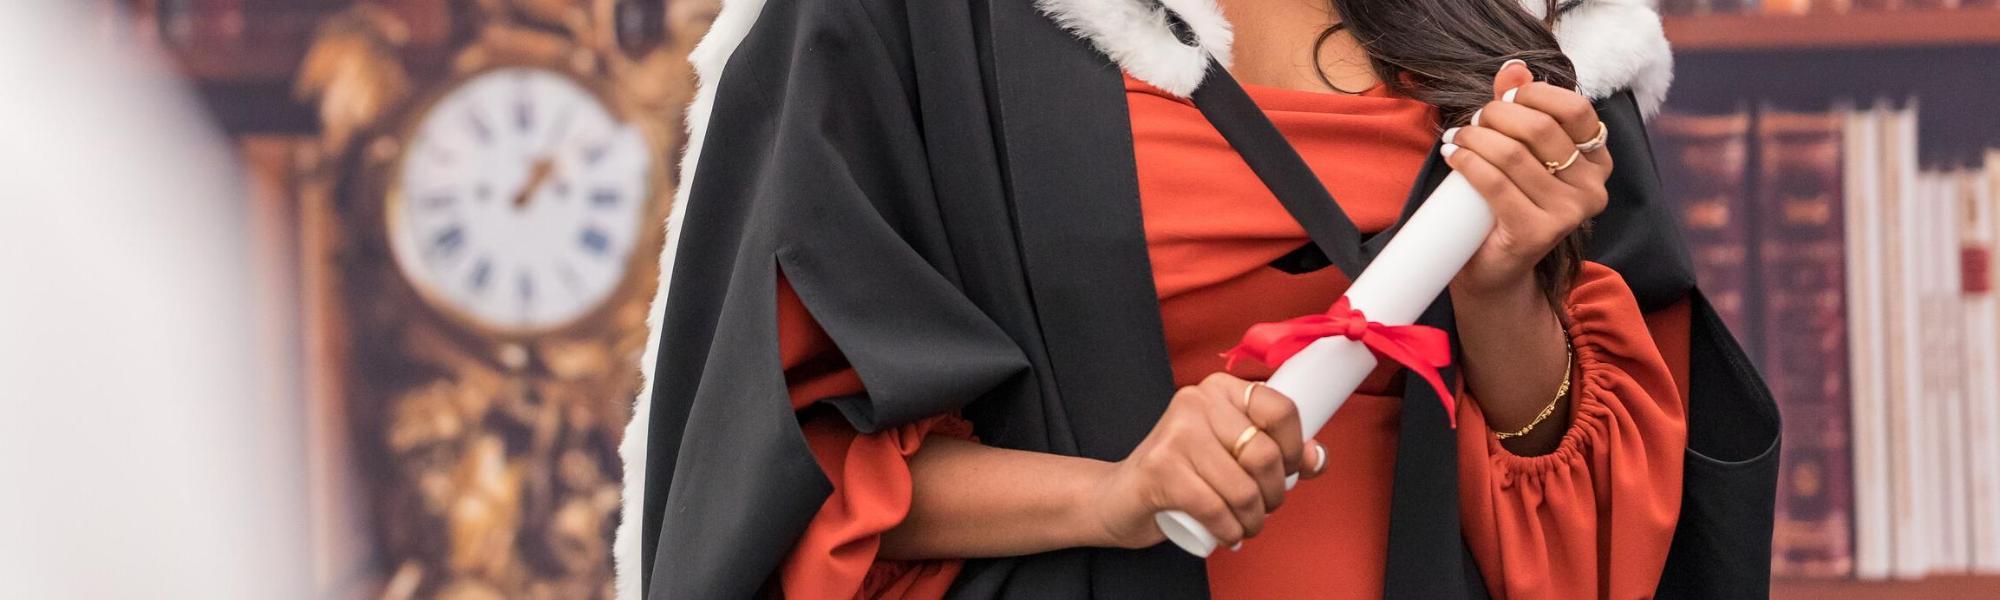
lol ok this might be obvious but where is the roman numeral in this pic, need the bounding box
[467,111,493,145]
[467,256,493,293]
[430,225,465,258]
[579,226,610,257]
[590,188,620,208]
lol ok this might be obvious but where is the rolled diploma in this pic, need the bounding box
[1154,172,1497,557]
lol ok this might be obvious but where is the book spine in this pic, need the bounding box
[1843,106,1894,580]
[1656,110,1760,354]
[1961,161,2000,573]
[1883,103,1930,579]
[1932,172,1971,573]
[1758,106,1855,578]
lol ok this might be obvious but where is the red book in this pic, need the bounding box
[1757,107,1855,578]
[1656,109,1759,353]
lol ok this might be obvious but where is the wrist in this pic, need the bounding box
[1064,458,1124,548]
[1450,273,1545,313]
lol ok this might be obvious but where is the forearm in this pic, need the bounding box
[878,437,1115,560]
[1451,277,1571,455]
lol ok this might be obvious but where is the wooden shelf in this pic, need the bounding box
[1664,9,2000,51]
[1772,575,2000,599]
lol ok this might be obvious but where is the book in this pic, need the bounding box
[1960,158,2000,574]
[1656,109,1760,352]
[1842,105,1894,580]
[1923,170,1971,574]
[1758,106,1855,578]
[1880,100,1932,579]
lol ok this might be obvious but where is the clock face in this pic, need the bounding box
[388,66,655,334]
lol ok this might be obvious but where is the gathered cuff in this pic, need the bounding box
[1471,261,1685,487]
[779,412,971,599]
[1481,314,1618,483]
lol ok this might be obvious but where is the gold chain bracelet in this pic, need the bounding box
[1494,341,1574,440]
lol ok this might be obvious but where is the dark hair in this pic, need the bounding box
[1325,0,1585,310]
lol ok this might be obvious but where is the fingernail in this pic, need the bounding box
[1312,444,1328,476]
[1441,143,1459,158]
[1231,542,1244,552]
[1502,87,1520,104]
[1499,58,1527,74]
[1442,126,1460,145]
[1470,108,1484,127]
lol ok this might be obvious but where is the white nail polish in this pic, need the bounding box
[1441,143,1458,158]
[1502,87,1520,104]
[1314,445,1328,475]
[1231,542,1244,552]
[1470,108,1483,127]
[1499,58,1526,73]
[1442,127,1460,144]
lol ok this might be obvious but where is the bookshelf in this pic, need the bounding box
[1663,9,2000,599]
[1664,9,2000,51]
[1774,575,2000,599]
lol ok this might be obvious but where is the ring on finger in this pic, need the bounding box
[1544,149,1582,175]
[1574,121,1608,153]
[1241,381,1264,413]
[1231,425,1261,460]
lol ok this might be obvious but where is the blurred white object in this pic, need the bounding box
[0,2,308,598]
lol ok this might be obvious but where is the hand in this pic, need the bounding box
[1441,59,1611,300]
[512,156,557,209]
[1085,373,1328,550]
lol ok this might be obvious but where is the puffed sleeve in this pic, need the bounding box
[1455,261,1690,599]
[629,0,1028,594]
[774,274,966,599]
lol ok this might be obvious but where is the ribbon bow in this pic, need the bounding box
[1222,297,1457,427]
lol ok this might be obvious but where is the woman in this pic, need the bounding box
[620,0,1769,597]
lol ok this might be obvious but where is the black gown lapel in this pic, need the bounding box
[984,0,1206,596]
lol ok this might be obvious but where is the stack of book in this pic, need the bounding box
[1655,102,2000,580]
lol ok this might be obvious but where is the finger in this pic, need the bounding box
[1232,432,1288,512]
[1185,449,1266,540]
[1491,58,1533,99]
[1167,465,1247,548]
[1197,376,1262,457]
[1441,142,1547,234]
[1297,442,1330,481]
[1507,82,1605,155]
[1240,384,1305,475]
[1467,100,1576,172]
[1446,125,1572,207]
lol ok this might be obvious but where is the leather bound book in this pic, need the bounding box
[1757,106,1855,578]
[1656,109,1760,354]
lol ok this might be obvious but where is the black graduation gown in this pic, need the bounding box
[634,0,1780,597]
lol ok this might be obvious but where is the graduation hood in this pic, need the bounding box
[617,0,1676,597]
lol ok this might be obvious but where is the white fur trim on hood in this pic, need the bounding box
[616,1,1674,597]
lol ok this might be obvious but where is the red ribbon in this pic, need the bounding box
[1221,297,1458,428]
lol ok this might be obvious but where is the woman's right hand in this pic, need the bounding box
[1086,373,1329,550]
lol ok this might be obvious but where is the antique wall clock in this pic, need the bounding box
[385,64,657,336]
[292,1,706,597]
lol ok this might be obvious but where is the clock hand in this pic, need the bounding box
[512,157,557,209]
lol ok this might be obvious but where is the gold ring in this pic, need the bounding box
[1544,149,1582,175]
[1231,425,1261,459]
[1241,382,1264,413]
[1575,121,1608,153]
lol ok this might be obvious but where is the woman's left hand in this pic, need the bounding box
[1441,59,1611,299]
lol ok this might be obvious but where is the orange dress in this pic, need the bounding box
[771,75,1692,599]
